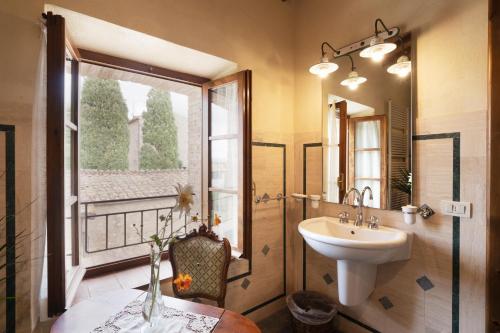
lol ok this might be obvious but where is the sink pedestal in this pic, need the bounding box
[337,261,377,306]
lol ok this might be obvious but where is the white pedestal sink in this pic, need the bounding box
[298,216,412,306]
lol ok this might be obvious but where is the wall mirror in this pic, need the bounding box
[322,34,413,210]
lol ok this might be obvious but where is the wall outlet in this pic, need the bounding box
[440,200,472,218]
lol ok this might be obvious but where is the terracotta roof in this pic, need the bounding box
[80,169,188,202]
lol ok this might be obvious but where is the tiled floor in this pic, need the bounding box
[257,308,348,333]
[72,259,172,305]
[257,308,293,333]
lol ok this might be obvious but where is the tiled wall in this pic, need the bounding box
[225,143,287,316]
[295,138,459,332]
[161,137,292,321]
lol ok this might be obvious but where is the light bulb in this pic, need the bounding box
[387,55,412,77]
[372,52,384,62]
[397,68,410,77]
[360,36,396,60]
[341,71,367,89]
[309,58,339,78]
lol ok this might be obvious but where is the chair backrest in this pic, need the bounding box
[169,224,231,307]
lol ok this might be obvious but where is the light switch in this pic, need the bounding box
[440,200,472,218]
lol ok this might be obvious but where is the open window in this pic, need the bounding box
[46,10,252,316]
[203,71,252,258]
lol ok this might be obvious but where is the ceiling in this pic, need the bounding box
[46,4,238,80]
[328,94,375,115]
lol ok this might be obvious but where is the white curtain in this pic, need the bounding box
[355,120,380,149]
[30,22,47,328]
[324,105,339,202]
[354,120,381,208]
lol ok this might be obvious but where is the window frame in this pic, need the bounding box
[348,115,388,209]
[66,55,79,267]
[202,70,252,259]
[46,11,67,316]
[46,12,213,315]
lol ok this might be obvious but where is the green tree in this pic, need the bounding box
[140,89,180,169]
[80,78,129,170]
[139,143,161,169]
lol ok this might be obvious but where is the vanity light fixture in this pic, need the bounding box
[359,19,397,62]
[309,42,340,78]
[309,18,400,84]
[387,55,412,77]
[341,71,367,90]
[340,55,367,90]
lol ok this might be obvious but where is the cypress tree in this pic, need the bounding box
[139,143,161,170]
[140,89,180,169]
[80,78,130,170]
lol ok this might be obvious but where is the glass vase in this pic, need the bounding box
[142,246,164,330]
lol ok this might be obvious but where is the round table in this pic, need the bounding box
[51,289,261,333]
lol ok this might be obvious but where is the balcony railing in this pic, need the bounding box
[82,195,187,254]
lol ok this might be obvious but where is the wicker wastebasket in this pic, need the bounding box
[286,291,337,333]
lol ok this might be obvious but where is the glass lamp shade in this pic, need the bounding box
[359,36,397,62]
[341,71,367,90]
[387,55,412,77]
[309,58,339,78]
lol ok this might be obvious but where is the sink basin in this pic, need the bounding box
[299,216,412,306]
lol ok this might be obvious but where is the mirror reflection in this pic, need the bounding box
[322,36,412,210]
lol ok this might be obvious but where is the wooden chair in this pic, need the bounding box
[169,224,231,308]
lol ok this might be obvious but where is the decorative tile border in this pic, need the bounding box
[0,124,15,333]
[378,296,394,310]
[241,278,251,290]
[416,275,435,291]
[414,132,460,333]
[239,142,287,316]
[322,273,334,285]
[302,143,322,291]
[302,132,461,333]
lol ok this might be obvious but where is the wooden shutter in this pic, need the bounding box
[388,100,410,209]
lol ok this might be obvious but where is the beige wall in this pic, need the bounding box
[48,0,296,139]
[0,0,44,331]
[0,0,491,331]
[293,0,488,332]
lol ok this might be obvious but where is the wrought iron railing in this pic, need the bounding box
[82,195,187,254]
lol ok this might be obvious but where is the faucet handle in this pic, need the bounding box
[367,216,379,229]
[338,211,350,223]
[354,212,363,226]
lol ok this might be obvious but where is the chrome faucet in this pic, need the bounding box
[367,216,379,229]
[361,186,373,205]
[361,186,380,229]
[342,188,363,226]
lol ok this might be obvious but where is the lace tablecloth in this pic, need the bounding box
[91,299,219,333]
